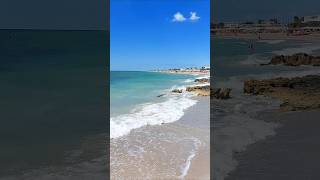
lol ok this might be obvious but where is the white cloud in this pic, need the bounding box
[189,12,200,21]
[172,12,186,22]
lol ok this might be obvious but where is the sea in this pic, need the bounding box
[110,71,207,138]
[0,30,108,179]
[212,37,320,180]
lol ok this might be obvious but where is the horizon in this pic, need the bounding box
[111,64,210,72]
[110,0,210,71]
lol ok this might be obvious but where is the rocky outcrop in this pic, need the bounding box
[244,77,290,95]
[261,53,320,66]
[244,75,320,111]
[195,78,210,83]
[212,88,232,99]
[186,85,210,96]
[172,89,183,93]
[185,85,232,99]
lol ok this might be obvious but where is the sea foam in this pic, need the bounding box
[110,94,198,139]
[178,137,201,179]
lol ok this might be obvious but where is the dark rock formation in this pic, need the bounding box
[212,88,232,99]
[186,85,210,96]
[261,53,320,66]
[195,78,210,83]
[157,94,166,97]
[186,85,210,91]
[171,89,183,93]
[244,75,320,111]
[185,85,231,99]
[244,77,290,95]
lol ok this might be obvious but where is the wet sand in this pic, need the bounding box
[177,96,210,180]
[110,97,210,179]
[225,110,320,179]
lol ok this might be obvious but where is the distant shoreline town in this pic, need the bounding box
[154,65,210,75]
[211,15,320,40]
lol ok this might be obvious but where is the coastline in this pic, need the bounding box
[213,32,320,42]
[155,70,210,76]
[110,72,210,179]
[110,96,210,179]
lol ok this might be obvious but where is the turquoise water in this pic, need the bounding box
[110,71,195,116]
[110,71,202,138]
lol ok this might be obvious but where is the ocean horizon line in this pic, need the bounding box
[0,28,108,31]
[110,70,151,72]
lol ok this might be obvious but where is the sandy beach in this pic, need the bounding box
[226,110,320,179]
[110,97,210,179]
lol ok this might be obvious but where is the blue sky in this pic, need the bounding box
[110,0,209,71]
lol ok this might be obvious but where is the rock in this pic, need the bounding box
[186,85,210,96]
[219,88,232,99]
[172,89,183,93]
[185,85,232,98]
[157,94,166,97]
[243,75,320,111]
[195,78,210,83]
[262,53,320,66]
[212,88,232,99]
[244,77,290,95]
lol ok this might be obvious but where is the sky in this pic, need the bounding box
[213,0,320,23]
[0,0,107,30]
[110,0,210,71]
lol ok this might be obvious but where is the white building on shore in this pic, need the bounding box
[302,15,320,23]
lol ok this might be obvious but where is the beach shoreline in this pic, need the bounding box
[155,70,210,76]
[213,32,320,42]
[110,71,210,179]
[110,96,210,179]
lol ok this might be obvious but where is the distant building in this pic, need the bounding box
[302,15,320,23]
[201,66,210,70]
[223,22,240,28]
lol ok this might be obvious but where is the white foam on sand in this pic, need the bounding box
[184,79,194,83]
[195,75,210,80]
[110,94,198,139]
[178,138,201,179]
[169,85,187,91]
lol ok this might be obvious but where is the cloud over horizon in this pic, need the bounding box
[172,11,200,22]
[172,12,186,22]
[190,12,200,21]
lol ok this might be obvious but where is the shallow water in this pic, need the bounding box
[110,71,205,138]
